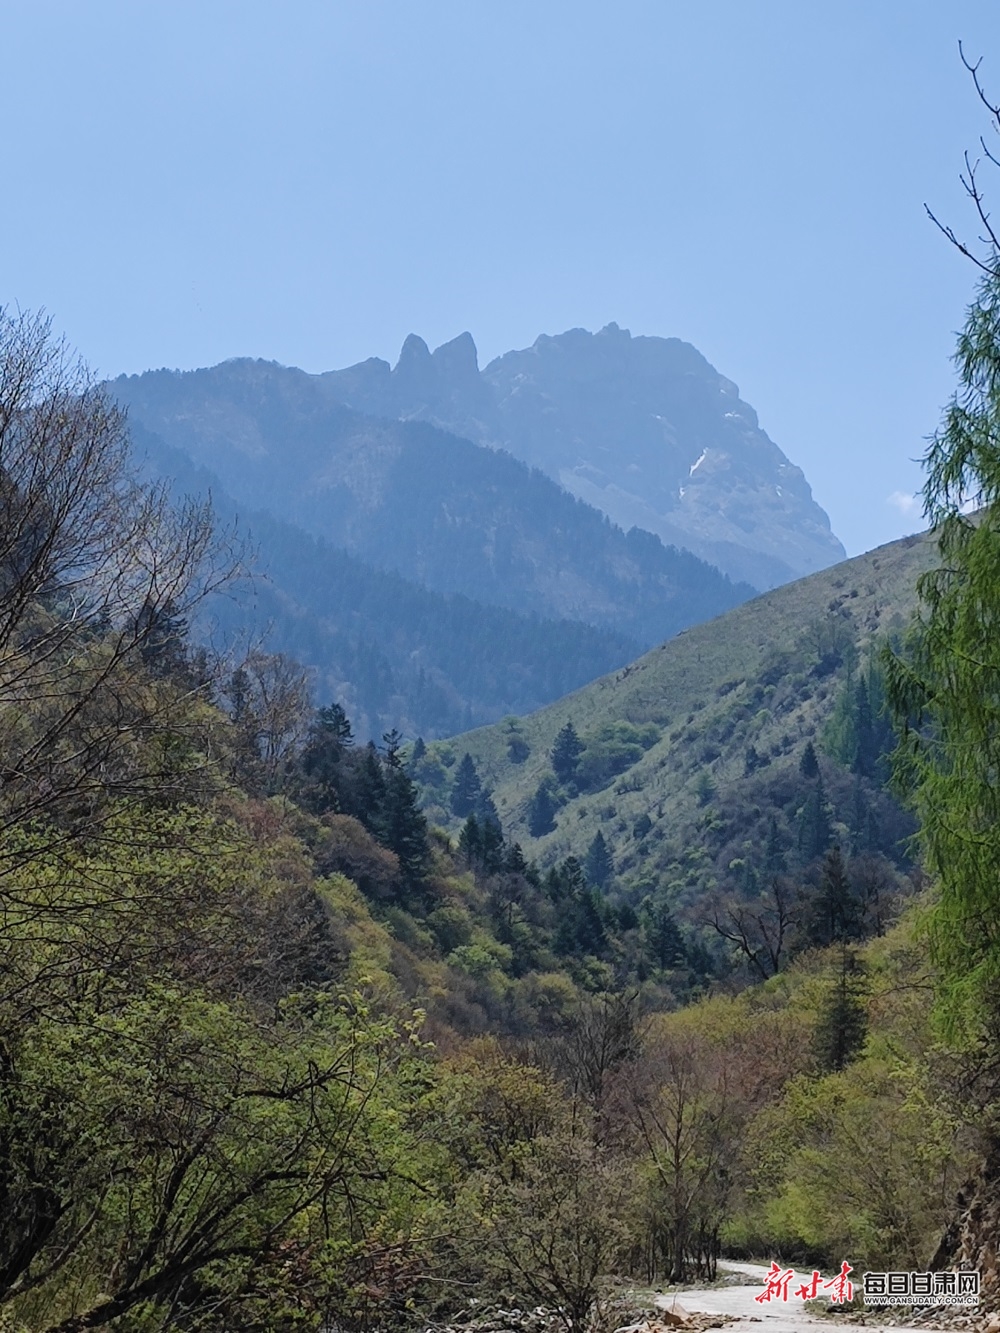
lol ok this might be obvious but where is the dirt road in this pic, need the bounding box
[657,1260,933,1333]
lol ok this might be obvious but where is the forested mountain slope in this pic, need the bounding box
[133,427,639,740]
[321,322,845,588]
[416,531,937,913]
[0,309,974,1329]
[113,359,752,648]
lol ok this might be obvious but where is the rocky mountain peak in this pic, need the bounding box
[328,324,844,589]
[213,324,846,592]
[432,331,479,381]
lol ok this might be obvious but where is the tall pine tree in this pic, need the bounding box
[584,830,614,889]
[551,720,584,785]
[450,752,484,818]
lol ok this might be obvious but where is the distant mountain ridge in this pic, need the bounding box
[113,359,752,649]
[131,425,641,741]
[319,322,845,589]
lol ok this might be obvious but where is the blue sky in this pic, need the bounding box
[4,0,1000,557]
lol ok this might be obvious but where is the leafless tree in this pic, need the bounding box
[926,44,1000,278]
[222,650,313,793]
[707,877,798,981]
[0,307,238,866]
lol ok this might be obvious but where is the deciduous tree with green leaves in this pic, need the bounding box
[888,135,1000,1042]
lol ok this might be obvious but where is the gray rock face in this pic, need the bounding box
[322,323,845,589]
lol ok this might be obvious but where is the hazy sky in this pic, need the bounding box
[5,1,1000,557]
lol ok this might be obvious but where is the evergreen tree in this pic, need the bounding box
[584,830,614,889]
[641,894,687,971]
[528,778,559,837]
[822,656,859,767]
[797,772,832,863]
[617,901,639,932]
[813,948,868,1071]
[459,810,505,876]
[227,666,252,725]
[450,752,484,818]
[226,666,263,788]
[805,845,858,948]
[552,858,608,957]
[382,728,405,766]
[297,703,354,815]
[504,841,528,875]
[348,741,389,832]
[763,815,787,878]
[551,720,584,784]
[478,815,505,874]
[458,813,482,867]
[381,760,429,890]
[576,888,609,956]
[799,740,820,779]
[476,787,502,832]
[560,856,587,896]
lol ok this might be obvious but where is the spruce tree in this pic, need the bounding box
[641,894,687,971]
[450,752,483,818]
[528,778,558,837]
[504,841,528,875]
[350,741,389,833]
[799,740,820,779]
[458,813,482,867]
[551,720,583,784]
[297,703,354,814]
[617,900,639,932]
[805,845,857,948]
[478,815,505,875]
[576,888,608,956]
[848,776,874,855]
[584,830,614,889]
[797,773,832,863]
[476,787,502,832]
[135,596,191,682]
[382,760,429,890]
[813,948,868,1071]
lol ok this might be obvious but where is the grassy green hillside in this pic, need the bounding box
[415,531,937,906]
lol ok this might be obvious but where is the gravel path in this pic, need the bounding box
[656,1260,934,1333]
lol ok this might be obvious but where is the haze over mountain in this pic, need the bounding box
[131,425,642,741]
[113,325,847,740]
[114,359,753,650]
[320,322,846,589]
